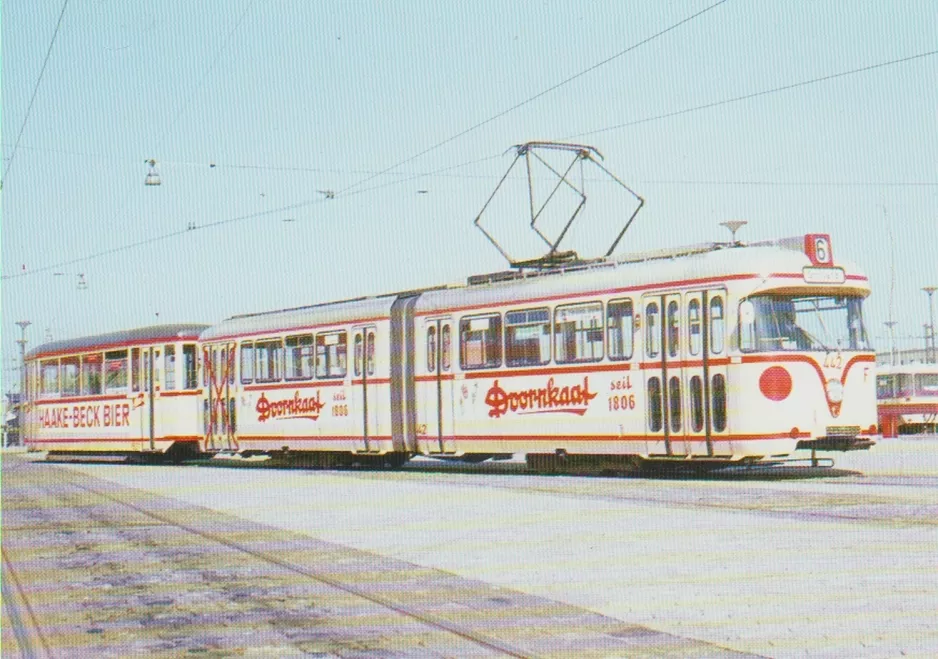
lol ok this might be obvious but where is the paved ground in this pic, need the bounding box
[20,437,936,659]
[1,453,752,658]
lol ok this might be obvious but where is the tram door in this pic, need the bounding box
[422,318,455,454]
[139,347,161,451]
[642,294,688,457]
[203,343,236,451]
[351,325,379,452]
[681,290,729,456]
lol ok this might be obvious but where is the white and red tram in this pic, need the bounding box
[409,233,877,467]
[23,325,208,457]
[876,363,938,437]
[198,295,417,466]
[23,233,879,468]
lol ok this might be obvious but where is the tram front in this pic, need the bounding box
[733,235,878,456]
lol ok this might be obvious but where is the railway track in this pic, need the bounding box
[2,455,753,658]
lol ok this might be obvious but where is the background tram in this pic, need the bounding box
[876,363,938,437]
[23,325,208,458]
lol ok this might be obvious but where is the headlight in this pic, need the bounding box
[826,378,844,403]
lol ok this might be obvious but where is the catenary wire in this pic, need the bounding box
[1,0,71,188]
[334,0,731,197]
[564,49,938,139]
[3,49,934,281]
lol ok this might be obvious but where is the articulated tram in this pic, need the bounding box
[24,232,879,469]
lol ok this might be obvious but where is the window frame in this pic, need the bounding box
[554,301,604,364]
[459,313,503,370]
[285,334,314,381]
[505,307,551,368]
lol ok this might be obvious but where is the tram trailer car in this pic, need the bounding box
[23,325,209,459]
[200,232,878,469]
[876,363,938,437]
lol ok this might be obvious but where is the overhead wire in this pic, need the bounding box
[335,0,732,196]
[31,0,260,283]
[3,44,934,280]
[1,0,71,188]
[565,49,938,139]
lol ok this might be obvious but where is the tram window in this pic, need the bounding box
[144,352,153,392]
[316,331,347,379]
[427,326,437,372]
[154,349,162,387]
[40,360,59,397]
[554,302,603,364]
[688,300,702,356]
[647,377,662,432]
[710,297,725,354]
[183,345,198,389]
[645,302,660,358]
[61,357,80,396]
[876,375,894,400]
[131,348,141,392]
[915,373,938,396]
[354,334,364,377]
[505,308,550,367]
[667,300,680,357]
[669,376,682,432]
[367,330,376,375]
[240,343,254,383]
[690,375,704,432]
[82,354,103,395]
[897,374,913,398]
[440,325,451,372]
[216,347,226,385]
[256,339,284,382]
[105,350,129,393]
[286,334,314,381]
[460,314,502,370]
[164,346,176,390]
[607,299,634,361]
[712,374,727,432]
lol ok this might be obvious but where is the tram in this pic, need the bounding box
[876,363,938,437]
[23,325,208,458]
[22,143,880,469]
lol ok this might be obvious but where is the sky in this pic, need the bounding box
[2,0,936,393]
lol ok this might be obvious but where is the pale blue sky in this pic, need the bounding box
[2,0,936,390]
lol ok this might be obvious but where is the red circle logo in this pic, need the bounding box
[759,366,792,401]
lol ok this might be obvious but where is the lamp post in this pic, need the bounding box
[924,286,937,363]
[14,321,30,447]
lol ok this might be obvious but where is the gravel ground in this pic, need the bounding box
[28,437,938,658]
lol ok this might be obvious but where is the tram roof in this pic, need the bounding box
[200,293,409,341]
[876,362,938,376]
[415,242,869,312]
[27,324,210,360]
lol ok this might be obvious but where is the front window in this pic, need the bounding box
[915,373,938,397]
[739,294,871,353]
[876,375,895,400]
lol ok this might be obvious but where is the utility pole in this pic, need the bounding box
[14,321,31,447]
[884,321,898,366]
[924,286,937,363]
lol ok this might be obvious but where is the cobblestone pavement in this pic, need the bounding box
[1,454,752,658]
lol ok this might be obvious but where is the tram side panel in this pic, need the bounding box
[213,318,397,457]
[414,294,667,459]
[24,332,205,455]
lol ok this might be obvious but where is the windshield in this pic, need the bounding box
[740,294,870,353]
